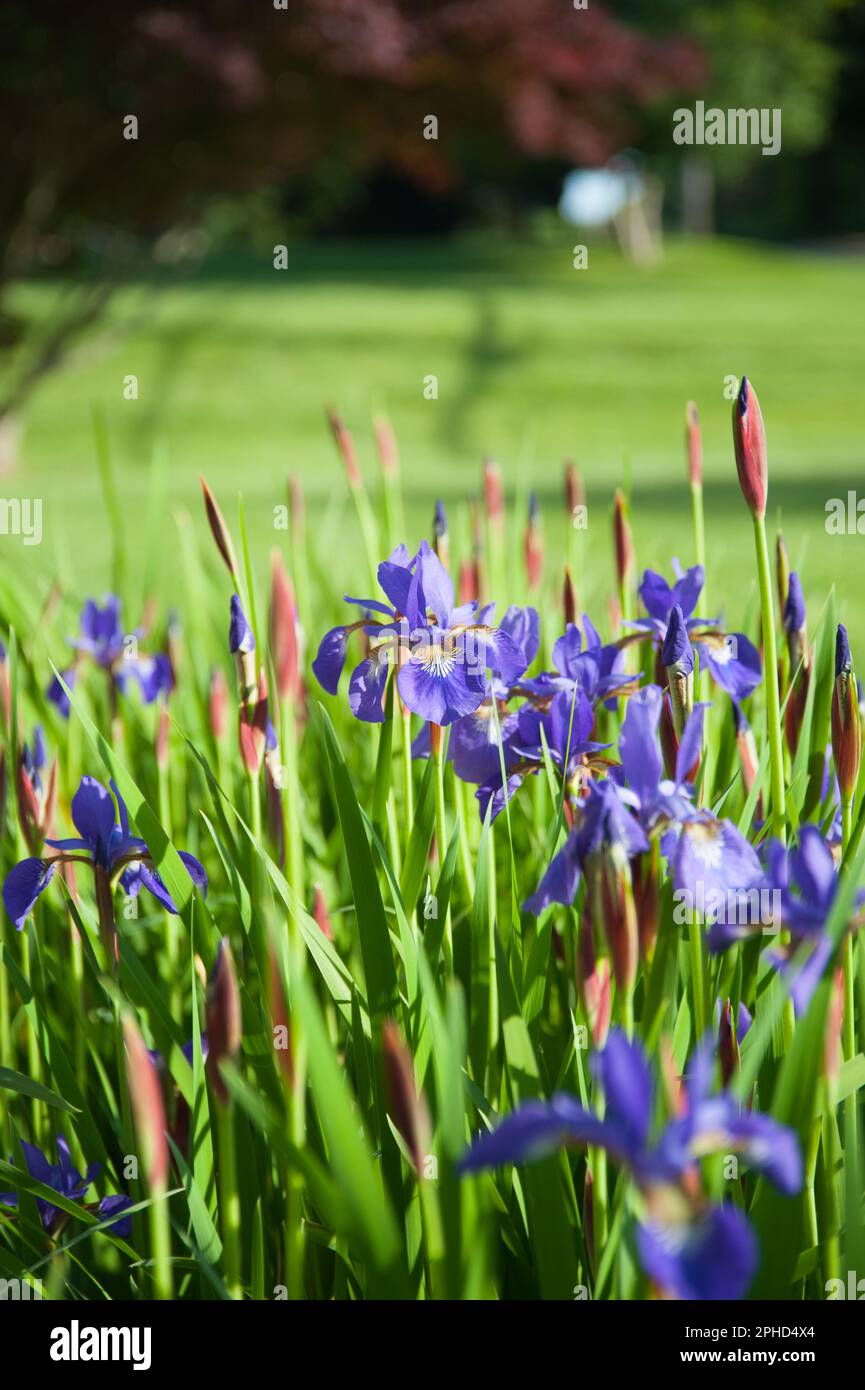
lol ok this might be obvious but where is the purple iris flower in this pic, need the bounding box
[613,684,705,835]
[634,563,761,704]
[759,827,862,1012]
[2,776,207,929]
[523,777,647,915]
[47,596,172,718]
[313,541,523,726]
[477,684,610,823]
[411,603,539,781]
[47,667,76,718]
[22,725,48,795]
[458,1029,801,1300]
[0,1134,133,1237]
[72,595,127,667]
[522,615,631,709]
[673,816,763,946]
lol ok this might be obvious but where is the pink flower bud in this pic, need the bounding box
[206,938,242,1106]
[312,883,333,941]
[832,625,861,801]
[685,401,702,487]
[563,567,577,627]
[200,474,239,580]
[269,551,301,704]
[155,702,170,771]
[209,666,229,740]
[482,458,504,525]
[523,496,543,591]
[731,377,768,519]
[124,1014,169,1191]
[327,409,361,489]
[382,1019,431,1174]
[613,488,634,590]
[268,938,294,1087]
[565,460,585,515]
[374,416,399,478]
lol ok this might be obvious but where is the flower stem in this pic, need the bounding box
[217,1101,242,1298]
[432,731,453,972]
[689,915,706,1039]
[149,1185,174,1300]
[752,512,786,843]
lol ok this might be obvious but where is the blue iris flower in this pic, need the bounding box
[411,603,540,782]
[46,596,172,719]
[313,542,523,726]
[2,775,207,930]
[523,777,647,916]
[0,1134,133,1237]
[458,1029,802,1300]
[633,562,762,704]
[707,825,864,1014]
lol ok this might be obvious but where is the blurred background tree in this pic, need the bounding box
[1,0,862,434]
[0,0,702,423]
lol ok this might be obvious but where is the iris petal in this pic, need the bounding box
[2,858,56,929]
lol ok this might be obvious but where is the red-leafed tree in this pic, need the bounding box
[0,1,703,419]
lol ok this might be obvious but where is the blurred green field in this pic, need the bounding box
[5,235,865,642]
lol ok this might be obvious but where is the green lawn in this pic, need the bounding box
[6,235,865,642]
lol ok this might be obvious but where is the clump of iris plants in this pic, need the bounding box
[0,380,862,1305]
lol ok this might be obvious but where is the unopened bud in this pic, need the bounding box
[124,1014,169,1191]
[831,624,861,801]
[685,401,702,488]
[200,475,239,581]
[382,1020,431,1174]
[327,409,361,489]
[205,938,242,1106]
[731,376,768,519]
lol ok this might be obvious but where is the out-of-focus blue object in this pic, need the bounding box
[559,167,641,226]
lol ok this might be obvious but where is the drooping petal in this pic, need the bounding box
[397,639,486,725]
[47,667,76,719]
[674,818,763,915]
[687,1098,804,1196]
[450,705,518,785]
[312,626,350,695]
[485,628,526,687]
[698,632,762,702]
[2,858,56,929]
[98,1193,134,1238]
[523,836,581,915]
[457,1095,620,1174]
[348,654,390,723]
[178,852,208,895]
[476,771,524,822]
[497,605,540,675]
[637,1202,757,1301]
